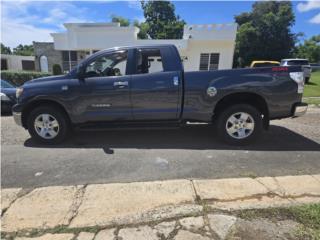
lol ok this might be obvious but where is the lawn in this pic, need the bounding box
[237,203,320,239]
[304,71,320,97]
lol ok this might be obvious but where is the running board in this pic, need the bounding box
[76,121,183,131]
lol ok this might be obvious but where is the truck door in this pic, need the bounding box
[79,50,132,122]
[130,48,182,120]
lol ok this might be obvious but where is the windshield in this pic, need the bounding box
[287,60,309,66]
[0,80,15,88]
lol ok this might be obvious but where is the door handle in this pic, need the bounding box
[113,81,128,88]
[173,76,179,86]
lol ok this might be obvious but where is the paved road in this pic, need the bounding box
[2,108,320,188]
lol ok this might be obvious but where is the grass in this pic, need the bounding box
[236,203,320,240]
[304,71,320,98]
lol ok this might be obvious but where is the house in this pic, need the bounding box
[1,54,35,71]
[34,22,237,73]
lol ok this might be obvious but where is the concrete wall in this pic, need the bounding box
[1,54,35,71]
[33,42,63,73]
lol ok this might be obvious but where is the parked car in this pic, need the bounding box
[280,59,311,83]
[250,61,280,68]
[310,63,320,72]
[1,79,17,114]
[12,45,307,145]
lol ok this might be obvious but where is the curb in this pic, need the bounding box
[1,174,320,234]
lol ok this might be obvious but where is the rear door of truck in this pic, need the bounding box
[130,46,183,120]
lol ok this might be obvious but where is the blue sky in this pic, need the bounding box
[1,1,320,48]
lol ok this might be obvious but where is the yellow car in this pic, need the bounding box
[250,61,280,68]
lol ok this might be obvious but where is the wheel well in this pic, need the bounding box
[213,92,269,129]
[22,100,70,128]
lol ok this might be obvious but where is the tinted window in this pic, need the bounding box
[253,62,279,67]
[287,60,309,66]
[135,49,164,74]
[1,80,14,88]
[22,60,35,71]
[85,51,128,78]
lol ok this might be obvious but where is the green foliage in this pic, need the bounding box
[111,15,130,27]
[304,71,320,97]
[294,35,320,63]
[12,44,34,56]
[1,43,12,54]
[234,1,297,67]
[1,70,51,86]
[134,20,149,39]
[141,1,185,39]
[52,64,62,75]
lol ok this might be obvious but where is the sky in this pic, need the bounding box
[1,0,320,48]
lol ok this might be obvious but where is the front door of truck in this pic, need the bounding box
[79,50,132,122]
[130,48,181,120]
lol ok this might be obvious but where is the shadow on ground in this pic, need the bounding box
[24,125,320,153]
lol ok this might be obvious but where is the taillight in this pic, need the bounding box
[290,72,304,93]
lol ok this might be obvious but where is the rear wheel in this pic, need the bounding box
[216,104,263,145]
[27,106,70,144]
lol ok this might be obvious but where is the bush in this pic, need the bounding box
[1,70,52,86]
[52,64,62,75]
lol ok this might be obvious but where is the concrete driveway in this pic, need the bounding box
[1,108,320,188]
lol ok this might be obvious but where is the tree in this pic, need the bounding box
[12,44,34,56]
[233,1,297,67]
[141,1,185,39]
[134,20,149,39]
[294,35,320,63]
[111,15,130,27]
[52,64,62,75]
[1,43,12,54]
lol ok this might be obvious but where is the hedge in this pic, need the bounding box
[1,70,52,86]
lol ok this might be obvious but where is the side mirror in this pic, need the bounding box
[77,64,85,81]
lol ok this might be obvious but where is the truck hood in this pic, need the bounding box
[24,75,69,86]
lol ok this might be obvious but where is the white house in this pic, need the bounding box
[49,22,237,72]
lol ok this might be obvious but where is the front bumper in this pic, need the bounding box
[293,103,308,117]
[13,111,22,126]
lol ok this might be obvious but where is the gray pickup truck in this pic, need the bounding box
[13,44,307,145]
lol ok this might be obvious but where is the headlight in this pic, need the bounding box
[16,87,24,98]
[0,92,11,101]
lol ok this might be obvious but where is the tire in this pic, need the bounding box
[216,104,263,145]
[27,106,70,144]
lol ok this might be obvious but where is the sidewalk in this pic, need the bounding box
[1,174,320,239]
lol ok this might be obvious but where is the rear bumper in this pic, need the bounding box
[292,103,308,118]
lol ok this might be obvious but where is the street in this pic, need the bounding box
[1,107,320,189]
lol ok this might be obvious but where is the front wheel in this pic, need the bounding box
[27,106,70,144]
[216,104,263,145]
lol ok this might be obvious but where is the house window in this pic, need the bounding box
[22,60,35,71]
[1,58,8,70]
[199,53,220,71]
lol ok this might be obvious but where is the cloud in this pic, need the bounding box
[297,0,320,12]
[127,1,141,10]
[310,12,320,24]
[0,1,93,48]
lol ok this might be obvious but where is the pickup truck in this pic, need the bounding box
[13,44,308,145]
